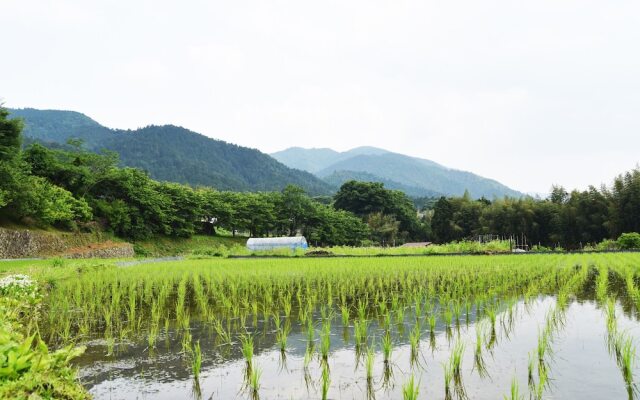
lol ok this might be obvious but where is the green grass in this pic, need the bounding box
[133,233,247,257]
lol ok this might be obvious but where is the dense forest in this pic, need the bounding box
[2,107,639,249]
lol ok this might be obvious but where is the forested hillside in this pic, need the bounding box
[9,108,333,195]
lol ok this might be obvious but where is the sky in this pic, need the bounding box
[2,0,639,194]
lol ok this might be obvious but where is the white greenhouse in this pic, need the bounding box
[246,237,308,251]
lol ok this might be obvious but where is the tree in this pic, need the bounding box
[431,197,455,243]
[278,185,313,235]
[334,181,423,242]
[333,181,391,217]
[367,212,400,245]
[0,107,22,161]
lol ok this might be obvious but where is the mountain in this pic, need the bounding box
[9,108,333,195]
[323,170,443,198]
[272,147,523,198]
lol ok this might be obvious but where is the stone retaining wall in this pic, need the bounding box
[0,228,132,259]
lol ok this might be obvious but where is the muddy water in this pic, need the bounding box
[73,294,640,400]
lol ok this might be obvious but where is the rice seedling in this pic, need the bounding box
[320,322,331,362]
[321,363,330,400]
[450,341,468,399]
[409,323,421,364]
[276,324,290,353]
[249,365,262,398]
[382,312,392,331]
[395,306,405,325]
[341,305,350,326]
[306,320,316,343]
[619,334,635,389]
[192,341,202,379]
[504,377,523,400]
[354,318,369,347]
[473,325,488,378]
[451,340,465,378]
[240,333,254,367]
[535,361,548,400]
[382,331,393,364]
[443,361,453,400]
[402,375,420,400]
[365,345,375,382]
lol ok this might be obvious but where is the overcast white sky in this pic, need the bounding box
[2,0,639,194]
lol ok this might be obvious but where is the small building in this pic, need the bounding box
[246,237,308,252]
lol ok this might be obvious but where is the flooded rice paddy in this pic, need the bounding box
[35,254,640,399]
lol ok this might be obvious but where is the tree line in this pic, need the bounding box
[0,108,377,245]
[428,174,640,249]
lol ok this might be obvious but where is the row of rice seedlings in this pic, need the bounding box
[55,256,556,340]
[596,264,610,303]
[604,299,637,392]
[30,252,597,398]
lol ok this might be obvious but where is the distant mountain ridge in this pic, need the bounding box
[272,147,522,198]
[9,108,333,195]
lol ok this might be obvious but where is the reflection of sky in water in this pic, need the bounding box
[74,296,640,400]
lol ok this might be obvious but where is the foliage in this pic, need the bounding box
[333,180,425,243]
[617,232,640,250]
[0,274,88,399]
[429,173,640,248]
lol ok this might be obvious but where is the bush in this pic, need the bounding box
[0,275,88,399]
[531,244,552,252]
[617,232,640,250]
[595,239,619,251]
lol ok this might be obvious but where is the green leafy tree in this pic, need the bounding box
[367,212,400,245]
[0,107,22,161]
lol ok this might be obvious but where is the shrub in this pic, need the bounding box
[595,239,619,251]
[531,245,552,252]
[617,233,640,250]
[0,275,88,399]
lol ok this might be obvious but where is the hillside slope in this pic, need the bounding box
[9,108,333,194]
[323,170,443,198]
[272,147,522,198]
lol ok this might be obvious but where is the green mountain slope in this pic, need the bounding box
[323,170,443,198]
[272,147,522,198]
[9,108,333,195]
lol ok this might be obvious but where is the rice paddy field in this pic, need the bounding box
[6,253,640,399]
